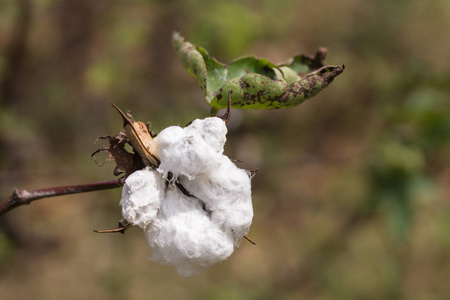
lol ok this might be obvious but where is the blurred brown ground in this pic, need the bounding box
[1,0,450,299]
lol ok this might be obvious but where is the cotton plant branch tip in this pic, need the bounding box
[120,116,254,276]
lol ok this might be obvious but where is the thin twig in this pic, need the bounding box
[244,235,256,245]
[0,179,121,216]
[94,219,130,234]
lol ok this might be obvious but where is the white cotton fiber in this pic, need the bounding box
[120,117,253,276]
[179,156,253,245]
[184,117,227,154]
[145,186,235,277]
[120,167,165,228]
[150,120,225,180]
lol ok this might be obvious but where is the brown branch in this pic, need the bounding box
[0,179,121,217]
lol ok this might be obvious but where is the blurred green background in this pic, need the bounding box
[1,0,450,299]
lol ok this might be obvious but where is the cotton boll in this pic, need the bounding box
[120,167,165,228]
[179,156,253,245]
[151,124,222,180]
[122,115,253,276]
[185,117,227,154]
[146,186,235,277]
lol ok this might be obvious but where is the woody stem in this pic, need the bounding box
[0,179,121,217]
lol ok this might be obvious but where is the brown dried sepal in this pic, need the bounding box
[111,104,160,167]
[92,131,144,183]
[94,219,131,234]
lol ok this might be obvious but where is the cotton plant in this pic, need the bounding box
[0,32,344,276]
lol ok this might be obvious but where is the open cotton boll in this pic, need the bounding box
[120,167,165,228]
[121,116,253,276]
[146,186,235,277]
[179,156,253,245]
[150,120,225,180]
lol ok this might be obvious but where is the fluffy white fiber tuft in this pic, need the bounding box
[120,117,253,276]
[145,186,235,277]
[149,117,226,180]
[179,156,253,245]
[120,168,165,229]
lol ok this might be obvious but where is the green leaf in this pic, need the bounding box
[173,31,344,110]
